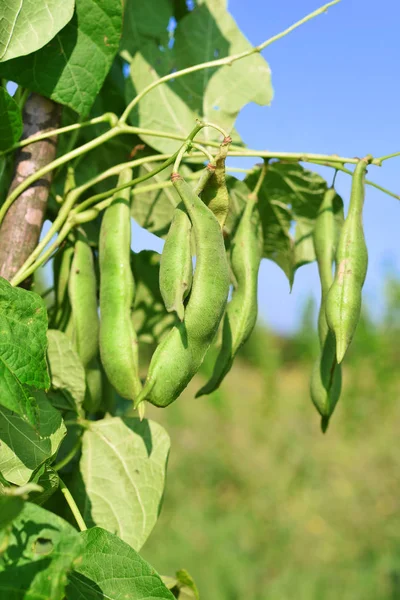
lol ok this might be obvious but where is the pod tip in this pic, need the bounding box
[321,416,329,434]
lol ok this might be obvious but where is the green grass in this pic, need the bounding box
[141,321,400,599]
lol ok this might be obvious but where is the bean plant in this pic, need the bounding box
[0,1,398,598]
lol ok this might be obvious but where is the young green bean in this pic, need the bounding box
[326,158,370,363]
[134,174,230,409]
[52,244,74,331]
[99,168,142,402]
[84,356,102,414]
[310,187,343,430]
[200,137,231,228]
[196,195,261,397]
[68,230,99,370]
[159,203,192,321]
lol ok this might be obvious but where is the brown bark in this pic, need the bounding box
[0,94,61,283]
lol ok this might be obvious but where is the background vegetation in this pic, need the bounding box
[140,274,400,600]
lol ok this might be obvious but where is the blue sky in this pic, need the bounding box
[220,0,400,332]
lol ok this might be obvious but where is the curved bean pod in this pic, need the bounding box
[310,187,343,429]
[326,158,369,363]
[99,168,142,402]
[134,174,230,408]
[52,244,74,331]
[68,230,99,370]
[196,195,261,397]
[159,203,192,321]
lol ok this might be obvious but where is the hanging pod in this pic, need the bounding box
[134,174,230,409]
[325,158,370,363]
[99,168,142,403]
[310,186,343,430]
[196,195,261,397]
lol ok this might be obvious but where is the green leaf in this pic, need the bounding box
[0,0,123,116]
[244,163,335,284]
[0,502,84,600]
[126,0,272,154]
[0,482,43,529]
[0,0,75,62]
[0,88,22,150]
[131,251,177,345]
[66,527,175,599]
[294,217,315,272]
[0,277,49,423]
[29,465,59,506]
[162,569,200,599]
[126,47,197,155]
[47,329,86,415]
[173,0,273,138]
[74,417,170,551]
[120,0,173,58]
[0,391,66,486]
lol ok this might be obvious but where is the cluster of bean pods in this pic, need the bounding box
[51,137,263,415]
[310,157,370,430]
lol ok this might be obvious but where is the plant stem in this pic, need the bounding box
[0,114,116,158]
[191,142,214,163]
[310,160,400,200]
[54,437,83,472]
[250,161,268,199]
[59,477,87,532]
[120,1,340,124]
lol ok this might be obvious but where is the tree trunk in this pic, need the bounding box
[0,93,61,284]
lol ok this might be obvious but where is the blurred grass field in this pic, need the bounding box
[142,278,400,600]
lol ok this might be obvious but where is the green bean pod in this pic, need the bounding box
[159,203,193,321]
[313,187,337,344]
[68,230,99,370]
[310,330,342,432]
[196,196,261,397]
[200,137,231,229]
[83,357,102,414]
[134,174,230,408]
[52,244,74,331]
[99,168,142,402]
[310,187,344,429]
[326,159,369,363]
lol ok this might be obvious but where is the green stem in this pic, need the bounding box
[310,160,400,200]
[374,151,400,164]
[250,161,268,199]
[0,127,119,227]
[0,114,116,158]
[120,0,340,124]
[59,477,87,532]
[191,142,214,163]
[54,437,82,472]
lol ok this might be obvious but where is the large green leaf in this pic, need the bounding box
[126,0,272,153]
[47,329,86,415]
[120,0,173,58]
[75,417,170,551]
[0,0,123,116]
[0,391,66,485]
[0,0,75,62]
[66,527,175,599]
[0,277,49,423]
[0,87,22,150]
[244,163,340,284]
[0,502,84,600]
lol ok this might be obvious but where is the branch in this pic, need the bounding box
[0,94,61,283]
